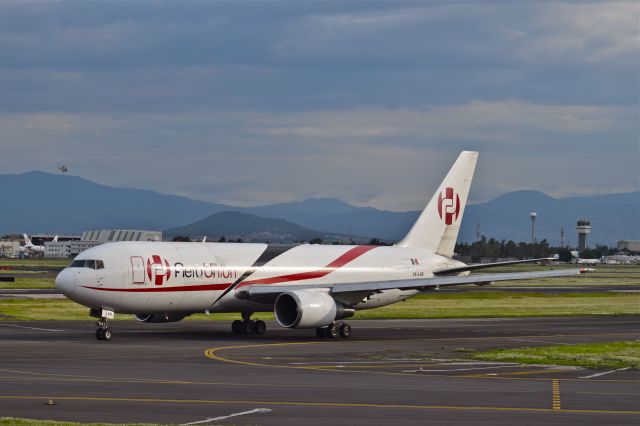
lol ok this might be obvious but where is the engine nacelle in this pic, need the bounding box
[274,290,353,329]
[134,313,187,323]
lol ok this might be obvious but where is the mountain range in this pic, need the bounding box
[165,211,350,243]
[1,171,638,246]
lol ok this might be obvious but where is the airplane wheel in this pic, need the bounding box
[316,327,328,338]
[103,329,112,341]
[243,320,255,334]
[254,320,266,334]
[339,323,352,338]
[95,329,103,340]
[328,324,340,338]
[231,320,242,335]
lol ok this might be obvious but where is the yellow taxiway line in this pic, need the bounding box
[552,380,562,410]
[0,395,637,416]
[203,340,637,382]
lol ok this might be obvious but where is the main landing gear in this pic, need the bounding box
[93,308,115,341]
[231,312,266,335]
[316,322,351,339]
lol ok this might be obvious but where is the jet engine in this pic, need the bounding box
[274,290,353,329]
[134,313,187,323]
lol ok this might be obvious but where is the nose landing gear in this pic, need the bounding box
[95,322,112,341]
[91,308,114,341]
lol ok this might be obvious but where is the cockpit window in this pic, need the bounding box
[69,259,105,269]
[70,259,86,268]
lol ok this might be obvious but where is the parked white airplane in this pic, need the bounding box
[55,151,583,341]
[22,234,58,254]
[577,258,602,265]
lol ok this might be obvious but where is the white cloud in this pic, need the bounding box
[520,2,639,63]
[251,101,627,145]
[1,100,636,210]
[0,2,637,211]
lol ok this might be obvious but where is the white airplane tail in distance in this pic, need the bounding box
[55,151,584,341]
[22,234,58,254]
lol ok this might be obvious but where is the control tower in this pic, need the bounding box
[530,212,537,244]
[576,219,591,252]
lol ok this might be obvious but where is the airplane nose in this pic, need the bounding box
[55,268,77,296]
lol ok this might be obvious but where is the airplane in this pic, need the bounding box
[55,151,584,341]
[22,234,58,254]
[577,258,602,265]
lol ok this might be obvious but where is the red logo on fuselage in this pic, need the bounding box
[437,187,460,225]
[147,255,171,285]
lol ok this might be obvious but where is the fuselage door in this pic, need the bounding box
[130,256,145,284]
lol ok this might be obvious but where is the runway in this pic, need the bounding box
[0,317,638,425]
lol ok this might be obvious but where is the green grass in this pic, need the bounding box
[0,276,55,289]
[0,299,91,320]
[352,291,640,319]
[0,419,158,426]
[0,298,274,321]
[489,264,640,286]
[1,292,638,321]
[0,258,64,289]
[0,258,70,268]
[471,340,640,369]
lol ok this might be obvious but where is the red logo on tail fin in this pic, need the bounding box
[438,187,460,225]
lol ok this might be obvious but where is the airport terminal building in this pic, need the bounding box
[617,240,640,252]
[0,240,20,258]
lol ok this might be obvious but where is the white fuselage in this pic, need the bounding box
[577,258,602,265]
[23,244,44,254]
[55,241,463,315]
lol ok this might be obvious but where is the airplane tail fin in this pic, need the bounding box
[397,151,478,258]
[53,236,58,242]
[23,234,32,247]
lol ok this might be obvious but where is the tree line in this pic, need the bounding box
[454,236,621,262]
[173,234,629,261]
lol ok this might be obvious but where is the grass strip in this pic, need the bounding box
[352,292,640,319]
[0,418,157,426]
[471,340,640,369]
[0,259,70,268]
[0,277,56,289]
[1,292,638,321]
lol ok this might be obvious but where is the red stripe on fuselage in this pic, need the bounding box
[237,245,377,287]
[81,283,231,292]
[80,245,377,293]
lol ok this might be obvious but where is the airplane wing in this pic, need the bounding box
[235,268,584,304]
[433,258,555,275]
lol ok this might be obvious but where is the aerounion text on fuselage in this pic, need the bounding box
[55,151,583,341]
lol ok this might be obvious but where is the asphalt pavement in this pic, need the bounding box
[0,316,638,425]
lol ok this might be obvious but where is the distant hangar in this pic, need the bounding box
[617,240,640,252]
[44,229,162,258]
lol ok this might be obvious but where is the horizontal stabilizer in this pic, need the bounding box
[433,258,556,276]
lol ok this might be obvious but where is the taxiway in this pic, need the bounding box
[0,317,638,425]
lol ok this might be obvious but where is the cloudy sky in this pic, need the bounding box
[0,1,638,210]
